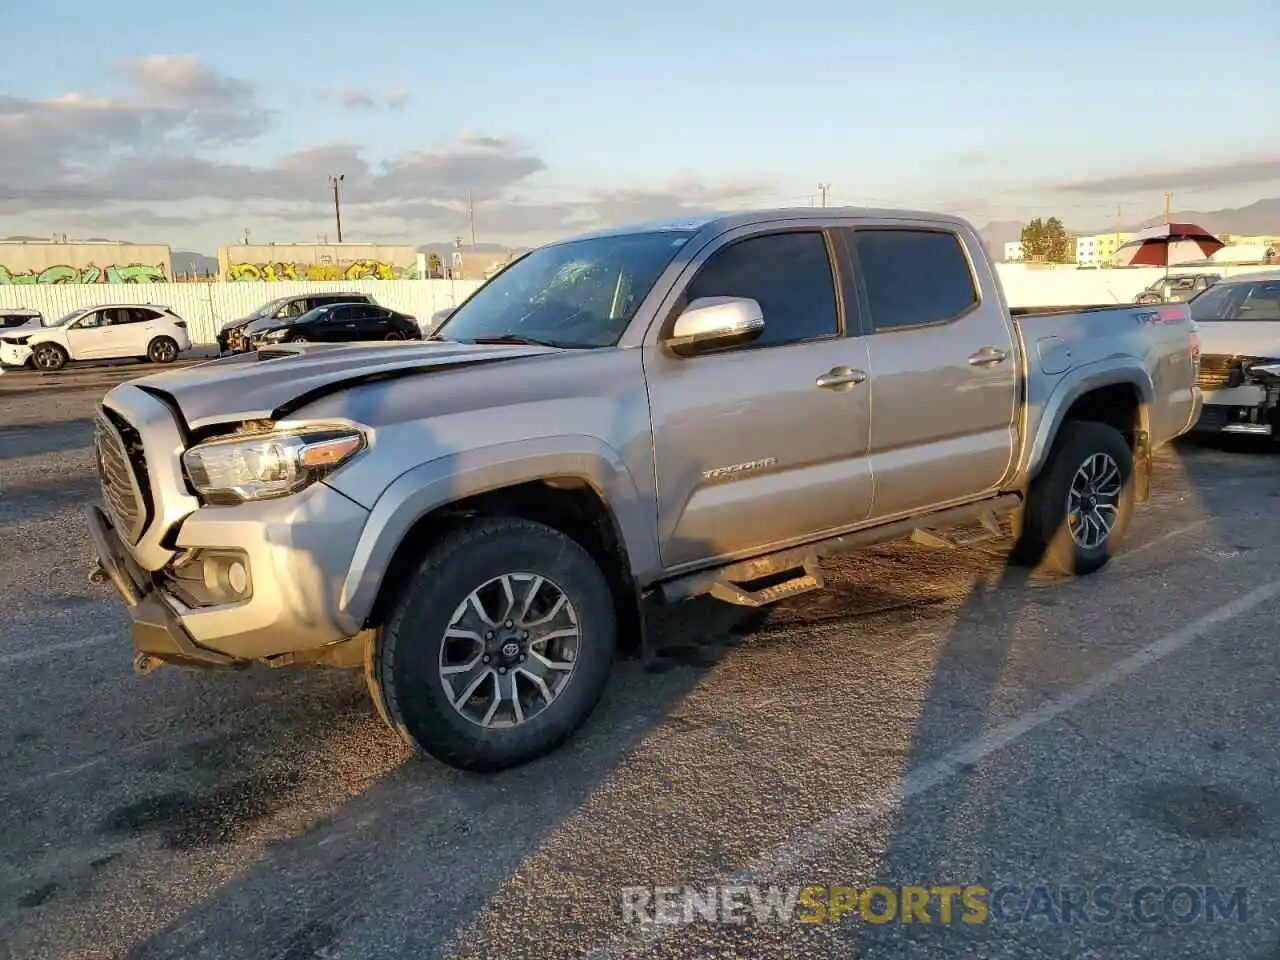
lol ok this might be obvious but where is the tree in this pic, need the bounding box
[1020,217,1074,263]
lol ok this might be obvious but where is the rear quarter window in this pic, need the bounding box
[855,229,979,331]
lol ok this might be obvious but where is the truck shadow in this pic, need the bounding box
[835,439,1269,957]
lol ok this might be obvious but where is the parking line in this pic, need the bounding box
[0,633,115,668]
[586,577,1280,958]
[1117,518,1211,562]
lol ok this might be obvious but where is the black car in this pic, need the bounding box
[249,302,420,347]
[217,292,378,353]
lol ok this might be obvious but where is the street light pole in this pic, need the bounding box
[330,174,345,243]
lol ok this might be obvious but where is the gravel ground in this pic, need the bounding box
[1,362,1278,960]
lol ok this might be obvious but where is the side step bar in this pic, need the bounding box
[657,493,1023,606]
[909,507,1007,549]
[708,555,825,608]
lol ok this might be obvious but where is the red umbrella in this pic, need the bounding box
[1111,223,1225,267]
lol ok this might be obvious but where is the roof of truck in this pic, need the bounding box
[554,206,975,245]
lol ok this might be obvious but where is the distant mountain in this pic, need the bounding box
[172,250,219,275]
[1118,198,1280,236]
[416,241,516,256]
[978,198,1280,257]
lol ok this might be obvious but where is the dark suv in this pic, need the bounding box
[217,292,377,354]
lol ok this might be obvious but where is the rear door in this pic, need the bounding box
[116,308,161,355]
[842,224,1019,520]
[644,225,874,571]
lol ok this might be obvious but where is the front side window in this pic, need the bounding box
[1188,283,1244,322]
[436,230,695,348]
[1238,281,1280,321]
[682,231,839,348]
[856,229,979,331]
[74,311,106,329]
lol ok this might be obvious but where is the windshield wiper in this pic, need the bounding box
[468,334,572,348]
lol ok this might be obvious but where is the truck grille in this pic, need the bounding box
[1196,355,1243,391]
[94,410,151,543]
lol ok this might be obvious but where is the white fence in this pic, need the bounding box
[1,263,1273,346]
[0,279,484,346]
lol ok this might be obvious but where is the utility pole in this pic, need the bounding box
[1163,192,1172,225]
[467,190,476,250]
[329,174,345,243]
[817,183,831,208]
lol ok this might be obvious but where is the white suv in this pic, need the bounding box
[0,304,191,371]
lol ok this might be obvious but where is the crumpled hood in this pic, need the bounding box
[1195,321,1280,361]
[127,340,560,430]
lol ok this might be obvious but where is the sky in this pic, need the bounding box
[1,0,1278,253]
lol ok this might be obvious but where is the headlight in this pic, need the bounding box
[261,328,290,342]
[182,425,367,504]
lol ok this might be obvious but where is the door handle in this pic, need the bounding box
[968,347,1008,366]
[815,366,867,390]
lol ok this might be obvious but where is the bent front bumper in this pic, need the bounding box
[86,478,372,667]
[86,504,245,669]
[1191,386,1276,437]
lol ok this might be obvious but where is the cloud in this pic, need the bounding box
[118,54,254,106]
[320,86,413,111]
[0,56,774,246]
[1058,155,1280,194]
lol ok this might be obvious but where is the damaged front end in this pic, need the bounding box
[1193,355,1280,437]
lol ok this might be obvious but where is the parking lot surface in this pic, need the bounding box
[1,362,1278,960]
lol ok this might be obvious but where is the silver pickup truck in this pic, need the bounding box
[86,208,1202,771]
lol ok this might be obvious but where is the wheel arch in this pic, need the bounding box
[1026,361,1152,485]
[339,439,657,654]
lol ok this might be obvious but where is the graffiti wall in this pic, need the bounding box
[0,242,172,285]
[0,263,168,285]
[226,259,416,282]
[218,243,419,282]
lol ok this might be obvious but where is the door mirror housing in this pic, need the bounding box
[666,297,764,357]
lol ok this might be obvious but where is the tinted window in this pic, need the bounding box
[683,231,838,348]
[1189,283,1242,322]
[1238,280,1280,320]
[855,229,978,330]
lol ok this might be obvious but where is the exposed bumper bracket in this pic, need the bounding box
[85,505,249,671]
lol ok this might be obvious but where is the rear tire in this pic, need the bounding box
[31,343,68,371]
[369,517,616,771]
[147,336,179,364]
[1012,420,1135,575]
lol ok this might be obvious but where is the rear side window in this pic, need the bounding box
[855,229,979,331]
[683,231,839,348]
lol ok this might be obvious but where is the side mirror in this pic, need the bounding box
[665,296,764,357]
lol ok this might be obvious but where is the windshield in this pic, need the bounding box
[435,230,695,348]
[1189,284,1240,322]
[255,297,292,318]
[44,308,87,327]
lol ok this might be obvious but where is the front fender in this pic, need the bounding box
[1024,358,1154,480]
[336,435,657,631]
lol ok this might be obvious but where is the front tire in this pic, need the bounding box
[1012,420,1136,575]
[369,517,616,771]
[32,343,68,371]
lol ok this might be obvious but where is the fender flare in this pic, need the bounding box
[337,435,657,631]
[1024,358,1154,480]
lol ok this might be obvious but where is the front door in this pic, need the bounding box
[64,308,119,359]
[841,225,1019,520]
[644,227,874,571]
